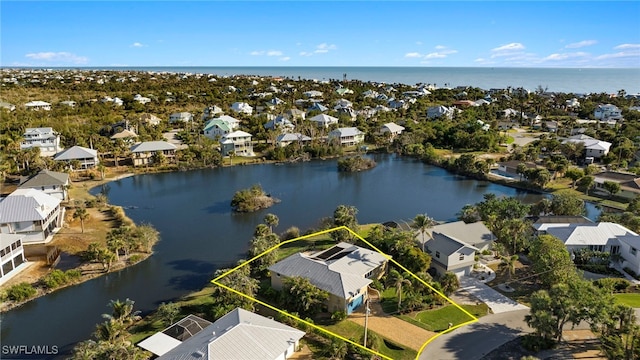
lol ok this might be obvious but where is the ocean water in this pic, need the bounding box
[97,66,640,95]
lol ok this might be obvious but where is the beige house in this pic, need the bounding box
[130,141,177,166]
[328,127,365,146]
[269,242,388,314]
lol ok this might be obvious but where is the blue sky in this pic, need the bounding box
[2,1,639,68]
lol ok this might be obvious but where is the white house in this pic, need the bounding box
[594,104,622,121]
[203,119,231,140]
[563,134,612,159]
[140,113,162,126]
[423,232,478,278]
[380,122,405,141]
[276,133,312,147]
[0,234,27,285]
[0,101,16,111]
[169,112,194,124]
[24,100,51,111]
[592,171,640,200]
[269,242,388,314]
[220,131,254,156]
[264,116,295,132]
[54,146,99,169]
[133,94,151,104]
[328,127,365,146]
[139,308,305,359]
[231,102,253,115]
[309,114,338,128]
[21,127,63,157]
[18,169,70,201]
[60,100,77,108]
[0,189,64,245]
[202,105,223,120]
[130,141,177,166]
[427,105,454,120]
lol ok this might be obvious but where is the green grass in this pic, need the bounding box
[277,236,334,261]
[380,287,399,313]
[404,304,489,332]
[614,293,640,307]
[506,136,515,144]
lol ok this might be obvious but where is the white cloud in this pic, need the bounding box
[614,43,640,50]
[299,51,312,57]
[130,42,146,48]
[250,51,264,56]
[25,52,88,64]
[474,58,486,62]
[542,52,589,61]
[279,56,290,61]
[491,42,525,52]
[424,53,446,59]
[251,50,286,58]
[266,50,283,56]
[415,41,423,45]
[596,50,640,60]
[435,45,446,50]
[565,40,597,49]
[314,43,337,54]
[404,52,422,58]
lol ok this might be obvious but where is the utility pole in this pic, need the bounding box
[363,299,371,347]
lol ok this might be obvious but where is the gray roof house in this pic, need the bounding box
[18,169,70,201]
[269,242,388,314]
[139,308,305,359]
[424,232,478,278]
[130,141,177,166]
[328,127,364,146]
[21,127,63,157]
[276,133,312,148]
[424,221,495,251]
[380,122,405,141]
[426,105,454,120]
[220,131,254,157]
[53,146,99,170]
[309,113,338,128]
[169,112,194,124]
[563,134,612,159]
[0,188,65,245]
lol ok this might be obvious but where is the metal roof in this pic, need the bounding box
[0,233,25,248]
[0,188,61,223]
[53,146,97,161]
[544,222,637,247]
[130,141,177,153]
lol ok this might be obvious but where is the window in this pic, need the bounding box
[459,254,465,261]
[631,247,637,256]
[435,251,440,258]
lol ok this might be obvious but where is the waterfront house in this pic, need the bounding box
[309,114,338,128]
[24,100,51,111]
[380,122,405,141]
[231,102,253,115]
[0,188,64,245]
[18,169,70,201]
[203,119,231,140]
[328,127,365,146]
[424,221,495,252]
[139,308,305,359]
[130,141,177,166]
[21,127,63,157]
[423,232,478,278]
[169,112,193,124]
[53,146,99,170]
[494,160,539,179]
[276,133,312,148]
[592,171,640,199]
[220,131,254,156]
[269,242,388,314]
[563,134,611,159]
[0,234,27,285]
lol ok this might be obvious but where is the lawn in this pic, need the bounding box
[277,236,335,261]
[323,320,417,360]
[614,293,640,307]
[401,304,488,332]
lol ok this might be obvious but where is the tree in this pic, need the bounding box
[564,167,584,188]
[73,207,90,233]
[388,269,412,309]
[157,302,181,326]
[577,175,595,194]
[263,213,279,233]
[499,255,519,281]
[411,213,437,252]
[528,234,578,287]
[439,272,460,296]
[104,298,141,326]
[603,181,621,199]
[550,191,587,216]
[282,276,329,316]
[331,205,359,242]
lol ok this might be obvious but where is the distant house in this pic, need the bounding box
[309,114,338,128]
[21,127,63,157]
[0,233,27,285]
[264,116,295,133]
[203,119,231,140]
[563,134,612,159]
[0,101,16,111]
[276,133,312,148]
[269,242,389,314]
[307,103,329,113]
[594,104,622,121]
[426,105,454,120]
[139,113,162,126]
[139,308,305,359]
[0,189,65,245]
[110,129,138,144]
[18,170,70,201]
[592,171,640,199]
[380,122,405,141]
[231,102,253,115]
[169,112,194,124]
[130,141,177,166]
[423,232,478,278]
[220,131,254,157]
[24,101,51,111]
[133,94,151,104]
[303,90,323,98]
[424,221,495,252]
[284,108,306,121]
[53,146,99,170]
[202,105,223,120]
[60,100,77,108]
[328,127,365,146]
[494,160,539,178]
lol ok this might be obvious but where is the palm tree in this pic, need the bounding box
[411,213,437,252]
[439,272,460,296]
[389,269,411,309]
[499,255,519,281]
[263,213,279,233]
[73,207,89,233]
[104,298,141,326]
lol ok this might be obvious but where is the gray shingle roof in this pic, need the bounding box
[425,232,478,257]
[425,221,495,248]
[19,170,69,188]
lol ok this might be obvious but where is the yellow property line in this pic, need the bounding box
[210,225,479,360]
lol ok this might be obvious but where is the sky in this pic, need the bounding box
[1,1,639,68]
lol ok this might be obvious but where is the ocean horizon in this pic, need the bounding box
[5,66,640,95]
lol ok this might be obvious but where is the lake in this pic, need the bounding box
[0,154,599,358]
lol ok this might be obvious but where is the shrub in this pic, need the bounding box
[521,334,555,352]
[66,269,82,281]
[280,226,300,241]
[6,282,37,302]
[42,269,69,289]
[128,254,143,264]
[331,310,347,322]
[594,278,631,293]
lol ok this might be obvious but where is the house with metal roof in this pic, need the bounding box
[130,141,177,166]
[563,134,612,159]
[230,102,253,115]
[308,113,337,129]
[24,100,51,111]
[21,127,63,157]
[426,105,454,120]
[423,232,478,278]
[276,133,312,148]
[220,131,254,157]
[0,189,64,245]
[380,122,405,141]
[328,127,364,147]
[0,234,27,286]
[269,242,388,314]
[169,112,194,124]
[53,146,99,170]
[139,308,305,359]
[19,169,70,201]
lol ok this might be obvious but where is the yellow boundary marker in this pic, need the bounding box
[211,226,479,360]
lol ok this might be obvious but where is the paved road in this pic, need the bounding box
[419,309,531,360]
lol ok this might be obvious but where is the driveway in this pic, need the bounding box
[419,309,531,360]
[459,276,529,314]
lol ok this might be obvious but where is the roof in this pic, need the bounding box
[563,135,612,151]
[203,119,230,132]
[425,232,478,257]
[24,127,55,136]
[268,243,387,299]
[309,113,337,124]
[223,131,252,139]
[130,141,177,153]
[425,221,494,248]
[277,133,312,142]
[0,233,25,249]
[138,314,212,356]
[156,308,305,360]
[53,146,97,161]
[25,100,51,107]
[0,188,61,223]
[331,127,363,137]
[19,170,69,188]
[110,129,138,139]
[529,215,593,225]
[543,222,637,247]
[381,123,405,132]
